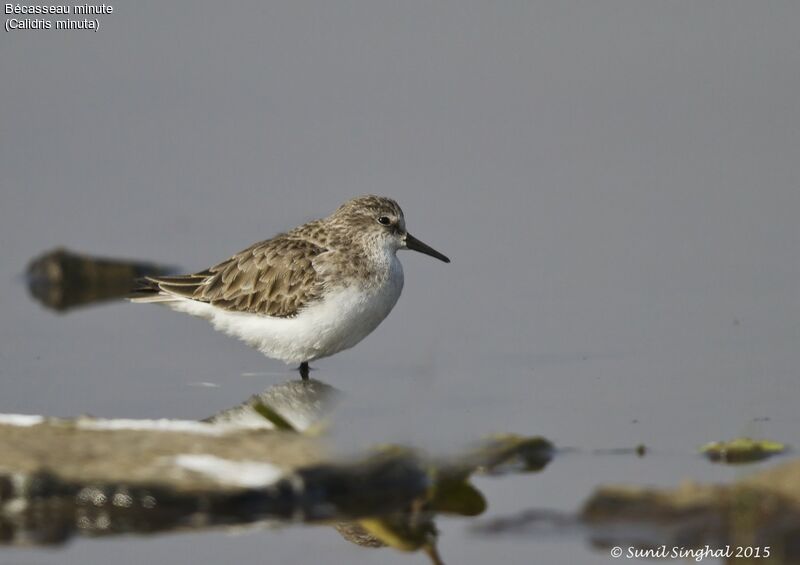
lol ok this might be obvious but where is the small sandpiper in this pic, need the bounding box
[132,196,450,379]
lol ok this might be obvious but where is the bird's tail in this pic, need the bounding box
[128,277,174,303]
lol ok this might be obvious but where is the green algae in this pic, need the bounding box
[700,437,787,464]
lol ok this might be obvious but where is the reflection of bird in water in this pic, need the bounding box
[207,378,445,563]
[206,378,340,432]
[132,196,449,379]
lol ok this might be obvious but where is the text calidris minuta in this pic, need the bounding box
[132,196,450,379]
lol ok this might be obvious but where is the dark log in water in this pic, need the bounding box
[26,247,176,312]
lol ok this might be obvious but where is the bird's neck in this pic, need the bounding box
[334,238,399,290]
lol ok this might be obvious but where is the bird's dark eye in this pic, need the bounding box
[377,216,392,225]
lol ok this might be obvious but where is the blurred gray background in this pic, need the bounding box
[2,2,799,564]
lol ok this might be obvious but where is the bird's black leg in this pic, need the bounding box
[299,361,310,381]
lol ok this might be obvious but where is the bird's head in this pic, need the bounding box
[331,195,450,263]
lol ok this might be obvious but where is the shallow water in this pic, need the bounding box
[3,2,800,563]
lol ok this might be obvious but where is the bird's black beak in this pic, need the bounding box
[404,233,450,263]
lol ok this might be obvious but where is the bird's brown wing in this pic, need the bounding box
[144,236,328,318]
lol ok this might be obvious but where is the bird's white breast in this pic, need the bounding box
[166,255,404,364]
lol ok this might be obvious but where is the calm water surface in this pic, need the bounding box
[3,2,800,563]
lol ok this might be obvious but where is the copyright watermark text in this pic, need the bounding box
[610,545,771,561]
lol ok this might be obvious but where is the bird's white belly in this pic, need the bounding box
[167,263,404,364]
